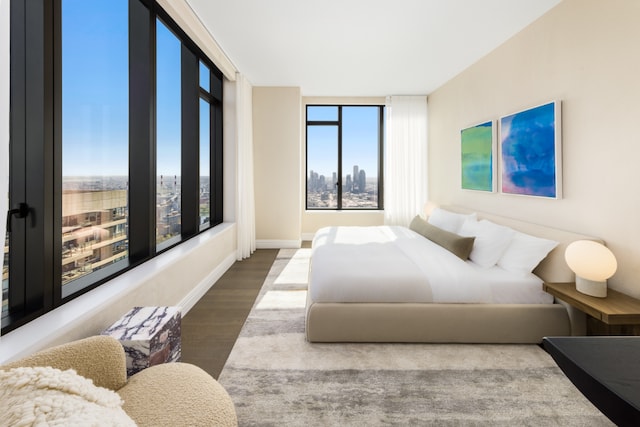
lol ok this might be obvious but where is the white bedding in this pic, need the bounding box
[310,225,554,305]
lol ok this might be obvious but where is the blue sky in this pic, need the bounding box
[62,0,129,176]
[156,18,182,177]
[307,106,381,179]
[62,1,184,178]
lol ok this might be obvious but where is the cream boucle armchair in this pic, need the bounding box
[1,335,238,427]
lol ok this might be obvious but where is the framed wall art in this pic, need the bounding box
[499,101,562,198]
[461,120,495,192]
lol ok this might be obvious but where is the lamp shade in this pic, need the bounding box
[565,240,617,282]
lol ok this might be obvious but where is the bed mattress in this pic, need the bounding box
[310,225,553,305]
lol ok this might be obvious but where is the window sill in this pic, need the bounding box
[304,209,384,214]
[0,223,235,364]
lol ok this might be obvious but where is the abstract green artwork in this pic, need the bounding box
[461,121,494,192]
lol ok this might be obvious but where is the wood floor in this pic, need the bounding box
[180,249,279,379]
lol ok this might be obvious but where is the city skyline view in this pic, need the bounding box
[307,164,379,209]
[306,105,383,209]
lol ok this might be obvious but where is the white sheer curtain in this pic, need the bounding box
[384,96,429,226]
[235,73,256,260]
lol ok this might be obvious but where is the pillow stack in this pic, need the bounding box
[459,219,515,268]
[415,208,559,274]
[426,208,476,233]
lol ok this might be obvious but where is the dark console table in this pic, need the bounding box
[543,336,640,426]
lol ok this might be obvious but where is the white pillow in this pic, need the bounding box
[427,208,477,234]
[497,231,559,275]
[459,219,515,268]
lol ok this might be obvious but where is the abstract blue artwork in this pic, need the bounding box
[500,101,561,198]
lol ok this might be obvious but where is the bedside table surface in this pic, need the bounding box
[543,282,640,325]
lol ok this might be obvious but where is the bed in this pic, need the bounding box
[305,207,599,343]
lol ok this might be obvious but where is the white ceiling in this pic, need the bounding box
[185,0,562,97]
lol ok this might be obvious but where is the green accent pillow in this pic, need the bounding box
[409,215,475,260]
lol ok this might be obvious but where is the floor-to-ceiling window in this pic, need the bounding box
[306,105,384,210]
[3,0,224,333]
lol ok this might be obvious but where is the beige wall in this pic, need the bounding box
[253,87,302,247]
[428,0,640,297]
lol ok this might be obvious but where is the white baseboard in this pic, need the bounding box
[301,233,315,241]
[256,239,301,249]
[178,251,237,315]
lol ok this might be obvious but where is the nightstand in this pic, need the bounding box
[543,282,640,335]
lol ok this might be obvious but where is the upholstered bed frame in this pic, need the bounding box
[305,207,598,343]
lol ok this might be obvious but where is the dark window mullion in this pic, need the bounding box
[212,99,223,225]
[7,0,28,320]
[180,45,199,237]
[4,0,53,331]
[210,69,222,103]
[129,0,154,262]
[378,106,384,209]
[307,121,339,126]
[304,111,309,210]
[337,107,343,209]
[52,0,62,307]
[199,87,213,102]
[25,0,53,314]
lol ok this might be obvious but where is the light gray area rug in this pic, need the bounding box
[218,249,613,426]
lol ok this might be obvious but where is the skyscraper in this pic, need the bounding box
[353,165,359,191]
[359,169,366,194]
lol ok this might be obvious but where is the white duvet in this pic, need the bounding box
[310,226,553,305]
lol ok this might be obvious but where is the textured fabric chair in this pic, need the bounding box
[1,335,238,426]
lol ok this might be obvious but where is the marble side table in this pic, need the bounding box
[102,306,181,376]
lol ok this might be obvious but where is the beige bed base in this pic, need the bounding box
[305,207,600,343]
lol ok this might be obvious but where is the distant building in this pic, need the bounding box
[306,164,376,208]
[61,190,128,284]
[358,169,366,194]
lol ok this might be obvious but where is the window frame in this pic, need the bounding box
[3,0,224,333]
[197,59,219,232]
[305,104,384,211]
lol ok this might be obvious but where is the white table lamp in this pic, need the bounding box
[565,240,617,298]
